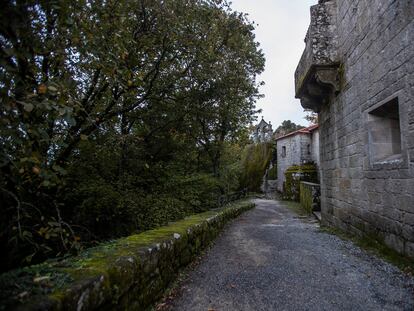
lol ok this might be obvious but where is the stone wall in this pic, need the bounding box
[276,131,320,192]
[0,201,254,310]
[296,0,414,257]
[300,181,321,213]
[277,135,305,191]
[311,130,320,171]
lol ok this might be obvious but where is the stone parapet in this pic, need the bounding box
[0,201,255,310]
[295,0,340,112]
[300,182,321,213]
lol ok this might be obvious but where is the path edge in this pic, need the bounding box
[0,201,255,311]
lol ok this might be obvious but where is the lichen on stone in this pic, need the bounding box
[0,200,255,311]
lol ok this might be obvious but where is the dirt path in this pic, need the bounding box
[169,199,414,311]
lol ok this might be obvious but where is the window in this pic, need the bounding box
[307,144,311,155]
[368,97,401,163]
[282,146,286,158]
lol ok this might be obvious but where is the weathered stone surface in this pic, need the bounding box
[295,0,340,112]
[297,0,414,257]
[300,181,321,213]
[276,127,320,192]
[0,201,255,311]
[171,199,414,310]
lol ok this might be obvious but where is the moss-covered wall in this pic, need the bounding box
[299,181,321,214]
[240,143,274,192]
[283,164,318,201]
[0,201,255,311]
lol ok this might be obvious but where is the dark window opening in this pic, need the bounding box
[368,97,401,163]
[307,144,311,155]
[282,146,286,158]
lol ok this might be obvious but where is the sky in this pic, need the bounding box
[229,0,318,128]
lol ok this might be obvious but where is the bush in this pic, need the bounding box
[267,164,277,180]
[0,0,264,272]
[283,163,318,201]
[239,143,274,192]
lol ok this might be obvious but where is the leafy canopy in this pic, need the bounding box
[0,0,264,271]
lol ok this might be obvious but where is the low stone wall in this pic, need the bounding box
[0,201,255,311]
[299,182,321,214]
[283,164,318,201]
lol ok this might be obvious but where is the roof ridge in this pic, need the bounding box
[275,124,318,140]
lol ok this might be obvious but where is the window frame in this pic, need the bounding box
[281,146,286,158]
[363,91,408,171]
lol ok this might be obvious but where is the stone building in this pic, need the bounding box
[295,0,414,257]
[276,124,320,192]
[252,117,273,143]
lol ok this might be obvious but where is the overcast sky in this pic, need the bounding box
[229,0,318,128]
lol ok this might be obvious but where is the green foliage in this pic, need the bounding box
[267,164,277,180]
[304,110,318,124]
[281,200,310,217]
[0,0,264,271]
[299,182,320,214]
[0,200,254,310]
[239,143,273,192]
[274,120,305,138]
[283,164,318,201]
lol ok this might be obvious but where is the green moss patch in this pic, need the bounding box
[281,200,311,217]
[320,226,414,274]
[0,200,254,310]
[240,143,274,192]
[299,182,320,214]
[283,164,318,201]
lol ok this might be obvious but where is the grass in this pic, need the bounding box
[0,262,73,310]
[320,226,414,275]
[278,197,413,274]
[280,199,311,217]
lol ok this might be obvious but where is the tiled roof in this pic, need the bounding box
[275,124,318,141]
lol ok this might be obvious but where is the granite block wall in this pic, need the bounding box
[316,0,414,256]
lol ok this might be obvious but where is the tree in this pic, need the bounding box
[0,0,264,270]
[304,109,318,124]
[274,120,304,138]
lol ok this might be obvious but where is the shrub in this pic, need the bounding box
[283,163,318,201]
[239,143,274,192]
[267,164,278,180]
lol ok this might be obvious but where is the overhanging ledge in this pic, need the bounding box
[295,64,340,112]
[294,0,340,112]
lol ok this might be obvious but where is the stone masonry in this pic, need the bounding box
[252,117,273,143]
[276,125,320,192]
[295,0,414,257]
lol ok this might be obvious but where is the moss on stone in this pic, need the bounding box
[0,200,254,311]
[283,164,318,201]
[320,226,414,273]
[281,200,310,217]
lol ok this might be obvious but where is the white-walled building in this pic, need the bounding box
[276,125,320,192]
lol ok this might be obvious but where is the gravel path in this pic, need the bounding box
[170,199,414,311]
